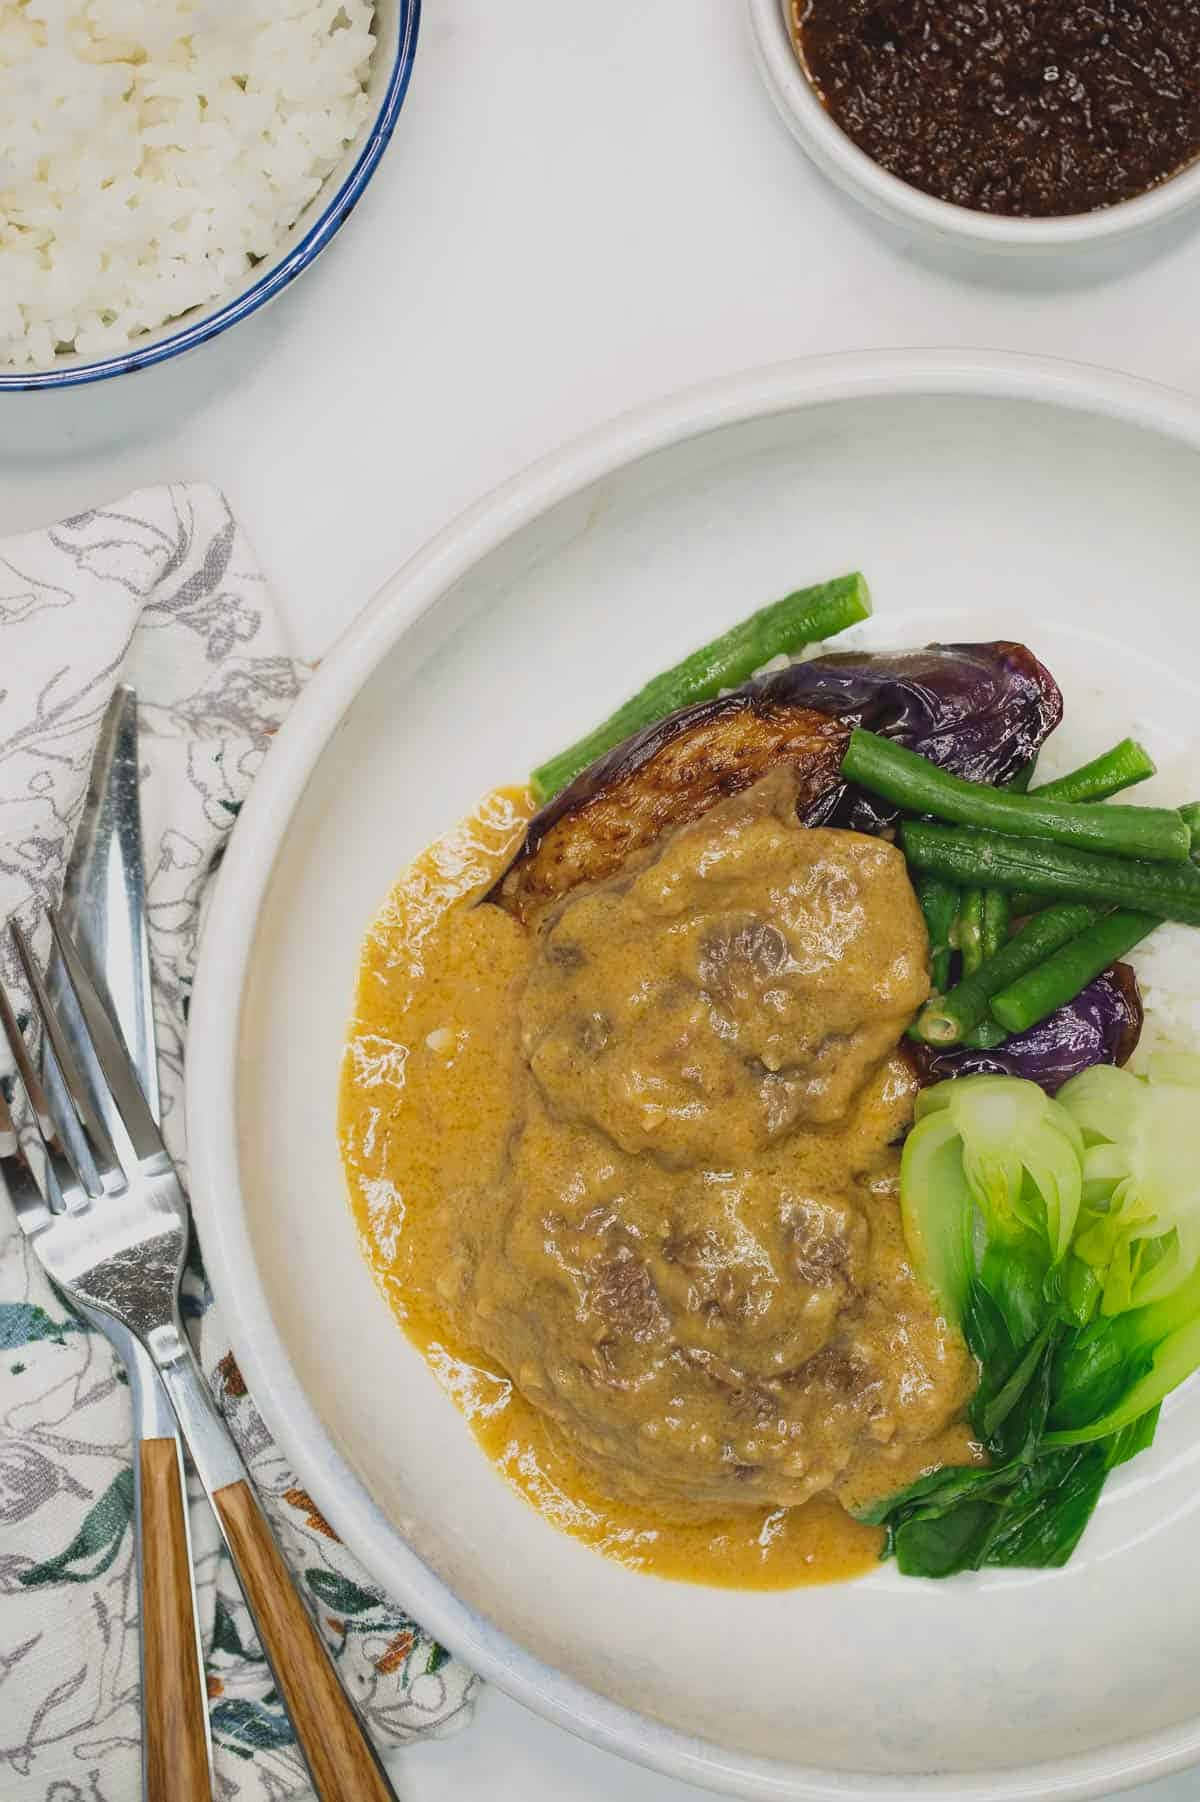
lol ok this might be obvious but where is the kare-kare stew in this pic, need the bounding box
[340,575,1200,1586]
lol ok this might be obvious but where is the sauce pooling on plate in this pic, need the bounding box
[339,787,976,1587]
[792,0,1200,218]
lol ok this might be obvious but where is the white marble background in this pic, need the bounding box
[3,2,1200,1796]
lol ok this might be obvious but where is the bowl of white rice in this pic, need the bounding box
[0,0,418,388]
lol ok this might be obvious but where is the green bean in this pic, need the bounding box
[990,910,1159,1035]
[900,823,1200,925]
[973,771,1029,958]
[1007,892,1047,917]
[913,903,1102,1046]
[978,750,1157,916]
[981,888,1010,961]
[1008,748,1159,904]
[843,730,1189,863]
[530,572,871,802]
[916,875,958,992]
[1031,738,1156,803]
[958,889,985,976]
[963,1020,1009,1050]
[1180,801,1200,858]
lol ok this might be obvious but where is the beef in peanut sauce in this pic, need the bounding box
[463,767,972,1516]
[339,643,1089,1583]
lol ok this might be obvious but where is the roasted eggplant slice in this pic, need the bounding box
[493,702,847,923]
[494,641,1062,924]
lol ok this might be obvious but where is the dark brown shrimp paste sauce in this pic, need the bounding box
[791,0,1200,217]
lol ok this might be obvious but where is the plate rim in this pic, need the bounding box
[188,348,1200,1802]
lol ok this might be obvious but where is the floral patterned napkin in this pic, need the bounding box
[0,487,475,1802]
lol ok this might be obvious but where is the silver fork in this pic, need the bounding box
[51,682,211,1802]
[0,915,401,1802]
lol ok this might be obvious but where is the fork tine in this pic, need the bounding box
[0,970,90,1211]
[47,910,163,1165]
[11,922,122,1187]
[0,1082,55,1227]
[0,969,72,1166]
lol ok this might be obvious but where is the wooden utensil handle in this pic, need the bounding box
[139,1438,211,1802]
[213,1478,396,1802]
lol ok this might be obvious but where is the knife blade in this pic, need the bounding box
[61,685,160,1121]
[54,685,213,1801]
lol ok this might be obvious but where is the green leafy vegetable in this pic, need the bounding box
[869,1065,1200,1578]
[1058,1058,1200,1313]
[902,1076,1083,1282]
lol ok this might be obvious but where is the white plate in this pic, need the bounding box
[189,350,1200,1802]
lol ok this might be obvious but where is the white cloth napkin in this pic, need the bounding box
[0,487,475,1801]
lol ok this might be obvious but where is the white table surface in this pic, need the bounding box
[5,3,1200,1797]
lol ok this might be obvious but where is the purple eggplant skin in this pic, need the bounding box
[910,963,1144,1095]
[497,641,1063,918]
[755,640,1063,833]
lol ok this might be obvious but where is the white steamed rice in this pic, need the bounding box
[1123,734,1200,1068]
[0,0,376,368]
[1022,707,1200,1070]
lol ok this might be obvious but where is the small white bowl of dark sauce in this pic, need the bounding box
[748,0,1200,254]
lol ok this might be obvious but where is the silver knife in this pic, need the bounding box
[53,686,213,1801]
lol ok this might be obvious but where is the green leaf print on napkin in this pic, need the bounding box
[19,1468,133,1587]
[0,1300,84,1349]
[305,1568,380,1616]
[0,488,475,1802]
[210,1697,295,1760]
[210,1594,267,1665]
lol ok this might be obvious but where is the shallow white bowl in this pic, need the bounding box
[190,350,1200,1801]
[747,0,1200,256]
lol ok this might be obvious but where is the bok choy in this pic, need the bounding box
[864,1065,1200,1577]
